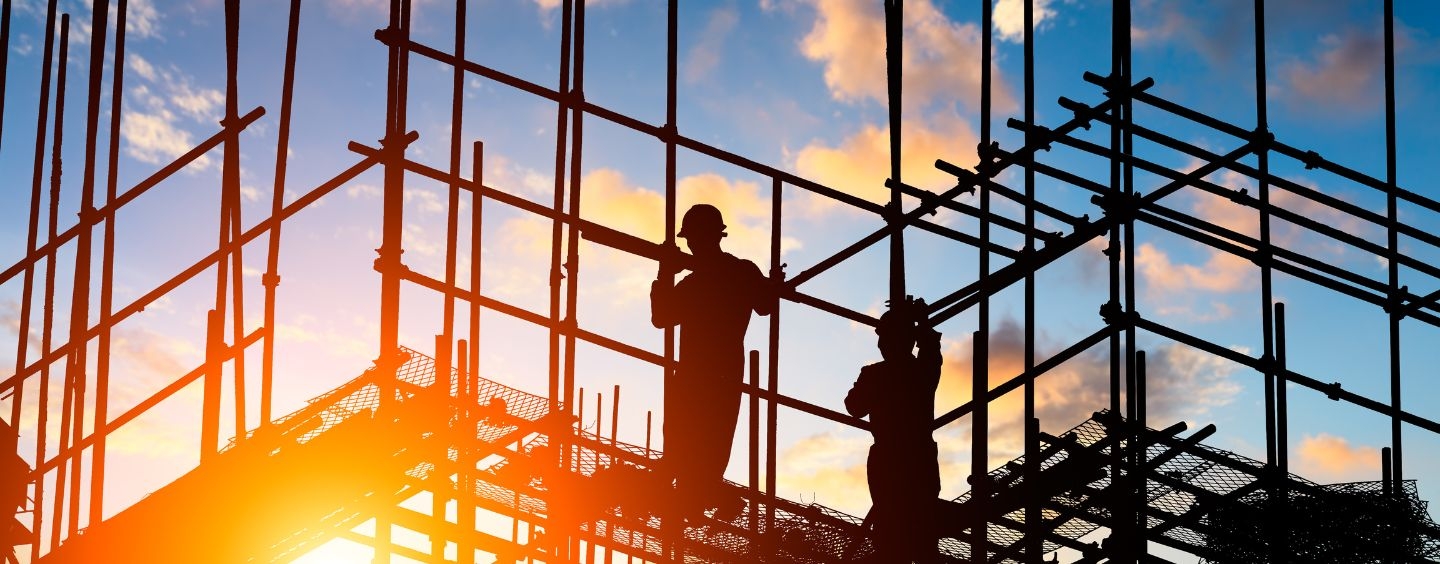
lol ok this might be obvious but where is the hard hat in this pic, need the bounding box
[677,204,727,238]
[875,295,922,335]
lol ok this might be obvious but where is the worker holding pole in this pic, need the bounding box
[650,204,776,519]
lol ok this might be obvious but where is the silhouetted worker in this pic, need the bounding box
[846,297,942,563]
[651,203,775,517]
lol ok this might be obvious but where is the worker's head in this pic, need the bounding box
[875,296,920,361]
[677,204,726,256]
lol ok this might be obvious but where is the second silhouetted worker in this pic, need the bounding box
[846,297,942,562]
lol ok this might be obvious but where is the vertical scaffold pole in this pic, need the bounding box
[1383,0,1403,489]
[767,177,782,530]
[973,0,992,560]
[971,329,988,563]
[1108,0,1136,560]
[884,0,904,305]
[0,0,10,159]
[35,10,63,551]
[9,0,50,488]
[1022,0,1042,558]
[441,0,468,387]
[260,0,303,429]
[1275,301,1288,474]
[662,3,679,551]
[64,0,115,531]
[547,0,574,412]
[223,0,249,448]
[92,0,131,524]
[375,0,414,559]
[47,17,72,547]
[560,2,587,556]
[561,0,587,416]
[377,0,412,381]
[463,139,485,564]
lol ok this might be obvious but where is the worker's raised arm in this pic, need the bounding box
[918,326,943,386]
[845,366,877,418]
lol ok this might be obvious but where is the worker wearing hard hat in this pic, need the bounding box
[651,203,776,519]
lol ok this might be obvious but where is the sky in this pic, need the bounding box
[3,0,1440,562]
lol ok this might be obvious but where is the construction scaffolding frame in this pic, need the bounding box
[3,0,1440,562]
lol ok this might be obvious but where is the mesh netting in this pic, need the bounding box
[237,350,1438,564]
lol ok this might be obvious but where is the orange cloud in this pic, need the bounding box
[1293,433,1382,484]
[488,167,798,307]
[1134,242,1254,295]
[793,113,980,213]
[775,430,874,514]
[797,0,1014,113]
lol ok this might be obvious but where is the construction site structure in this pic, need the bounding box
[3,0,1440,563]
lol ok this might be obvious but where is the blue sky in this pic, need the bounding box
[3,0,1440,561]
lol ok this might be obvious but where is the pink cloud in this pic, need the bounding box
[1282,28,1389,112]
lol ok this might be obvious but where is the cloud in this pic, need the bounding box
[119,54,229,171]
[1280,27,1394,113]
[0,300,41,356]
[120,109,211,169]
[60,0,163,47]
[1134,242,1253,295]
[106,326,203,405]
[323,0,390,13]
[792,111,979,213]
[1130,0,1253,65]
[169,83,225,122]
[993,0,1056,44]
[488,167,798,306]
[934,317,1243,462]
[1191,169,1370,255]
[776,430,874,513]
[1293,433,1382,484]
[124,0,164,40]
[271,314,374,366]
[128,53,157,81]
[797,0,1015,113]
[531,0,629,17]
[778,316,1244,514]
[345,182,382,199]
[676,172,800,262]
[1128,166,1372,321]
[684,5,740,84]
[77,324,206,457]
[484,154,559,200]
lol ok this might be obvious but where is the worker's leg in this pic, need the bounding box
[902,441,942,563]
[662,369,705,520]
[867,445,905,561]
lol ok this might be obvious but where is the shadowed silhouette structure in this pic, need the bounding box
[4,0,1440,562]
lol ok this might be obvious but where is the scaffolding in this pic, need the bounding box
[3,0,1440,562]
